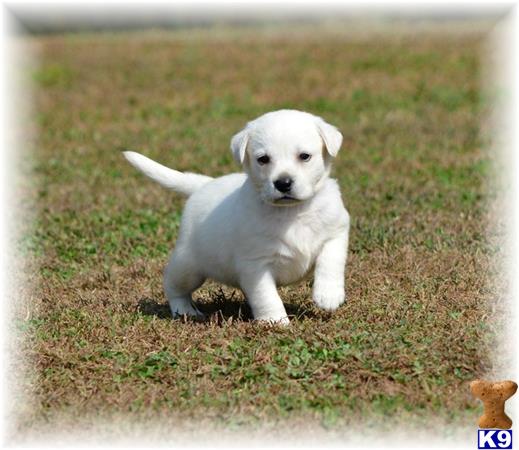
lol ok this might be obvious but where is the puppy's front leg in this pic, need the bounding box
[240,267,289,325]
[312,229,349,312]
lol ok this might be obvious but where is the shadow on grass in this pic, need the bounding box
[137,298,171,319]
[137,289,319,323]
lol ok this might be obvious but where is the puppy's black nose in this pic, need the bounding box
[274,177,293,193]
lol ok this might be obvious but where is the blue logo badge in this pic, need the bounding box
[478,430,512,449]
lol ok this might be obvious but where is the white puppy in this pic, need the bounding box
[124,109,349,324]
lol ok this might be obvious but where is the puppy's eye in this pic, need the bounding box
[257,155,270,165]
[299,153,311,162]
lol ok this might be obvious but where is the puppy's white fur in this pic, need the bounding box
[124,109,349,324]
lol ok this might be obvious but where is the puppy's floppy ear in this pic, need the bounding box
[316,118,343,157]
[230,128,249,165]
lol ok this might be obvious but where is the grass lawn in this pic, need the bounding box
[11,21,508,441]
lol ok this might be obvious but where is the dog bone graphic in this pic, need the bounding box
[470,379,517,429]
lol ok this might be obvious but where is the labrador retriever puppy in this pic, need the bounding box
[124,109,349,324]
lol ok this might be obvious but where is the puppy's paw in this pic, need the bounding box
[169,298,206,320]
[271,316,290,326]
[252,308,290,325]
[312,284,345,312]
[255,315,290,326]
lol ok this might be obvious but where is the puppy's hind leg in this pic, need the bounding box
[163,252,205,319]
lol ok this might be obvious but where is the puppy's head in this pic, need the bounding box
[230,109,342,206]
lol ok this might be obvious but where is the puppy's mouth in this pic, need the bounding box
[271,195,302,206]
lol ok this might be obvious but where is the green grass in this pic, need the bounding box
[12,23,504,438]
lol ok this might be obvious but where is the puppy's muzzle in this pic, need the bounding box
[274,177,293,193]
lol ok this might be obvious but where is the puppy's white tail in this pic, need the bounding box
[123,151,213,196]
